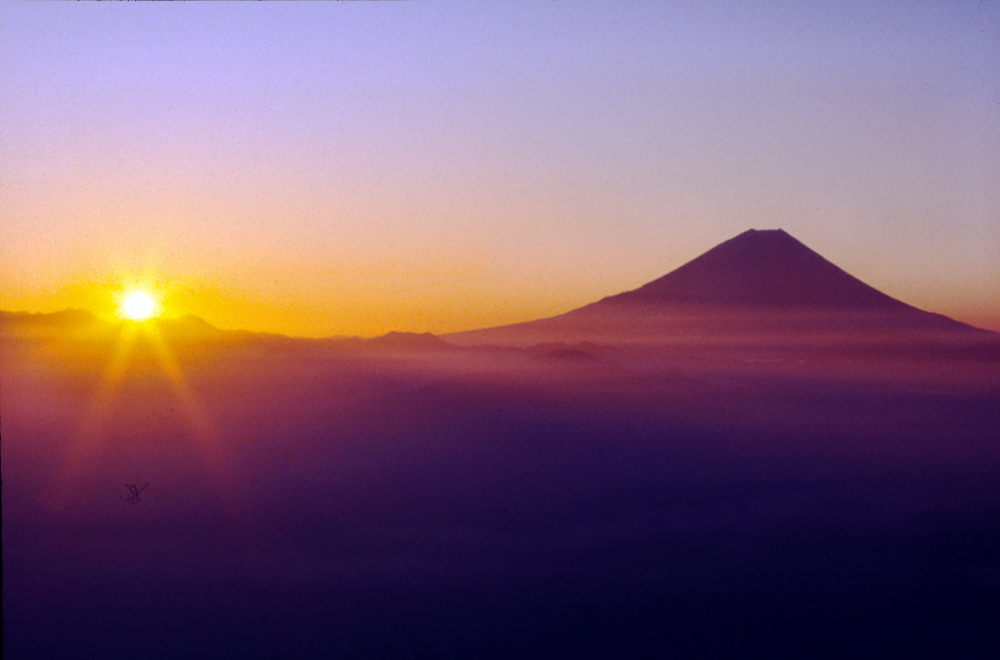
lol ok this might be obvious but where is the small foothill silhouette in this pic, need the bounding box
[121,482,149,505]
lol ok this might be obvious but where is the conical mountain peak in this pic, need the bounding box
[444,229,987,346]
[595,229,912,310]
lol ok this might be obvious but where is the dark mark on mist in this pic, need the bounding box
[120,482,149,505]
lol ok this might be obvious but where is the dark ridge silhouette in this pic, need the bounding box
[0,230,992,350]
[0,310,279,343]
[0,308,101,329]
[447,229,989,345]
[172,314,219,331]
[592,229,914,310]
[155,314,222,339]
[0,310,223,334]
[371,331,454,350]
[331,331,458,353]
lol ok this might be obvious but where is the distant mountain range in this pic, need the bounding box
[1,230,994,348]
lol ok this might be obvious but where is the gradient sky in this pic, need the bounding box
[2,1,998,336]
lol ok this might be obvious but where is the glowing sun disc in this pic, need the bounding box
[124,292,155,320]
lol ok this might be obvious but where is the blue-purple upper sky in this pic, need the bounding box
[2,1,998,335]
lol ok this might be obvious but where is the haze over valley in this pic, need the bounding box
[4,3,998,657]
[4,231,999,657]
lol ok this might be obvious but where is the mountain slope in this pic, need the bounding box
[592,229,912,310]
[448,229,988,346]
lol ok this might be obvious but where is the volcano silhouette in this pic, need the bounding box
[592,229,911,310]
[449,229,985,346]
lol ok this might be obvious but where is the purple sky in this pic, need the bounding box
[2,1,998,335]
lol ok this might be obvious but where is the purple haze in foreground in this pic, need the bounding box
[3,231,999,658]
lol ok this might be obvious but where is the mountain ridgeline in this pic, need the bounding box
[0,229,991,348]
[4,231,999,659]
[448,229,986,347]
[592,229,913,309]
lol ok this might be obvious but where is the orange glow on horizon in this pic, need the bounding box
[1,251,996,338]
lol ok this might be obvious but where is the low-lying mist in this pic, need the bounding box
[3,315,999,658]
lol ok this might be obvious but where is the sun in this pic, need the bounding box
[123,291,157,321]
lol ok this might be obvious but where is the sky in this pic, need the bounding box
[2,1,998,336]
